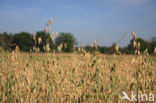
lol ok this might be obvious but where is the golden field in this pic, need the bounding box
[0,51,156,103]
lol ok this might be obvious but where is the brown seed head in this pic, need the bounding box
[82,43,85,48]
[64,43,67,48]
[132,31,137,40]
[45,28,47,33]
[94,40,97,45]
[49,18,52,23]
[133,40,137,48]
[115,43,119,52]
[154,47,156,54]
[55,32,58,38]
[51,32,54,42]
[33,32,36,40]
[38,37,42,45]
[47,21,50,26]
[137,42,140,50]
[78,47,81,52]
[91,42,94,48]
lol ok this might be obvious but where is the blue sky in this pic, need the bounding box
[0,0,156,47]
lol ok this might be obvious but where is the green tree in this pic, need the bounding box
[12,32,33,51]
[137,38,150,52]
[98,46,110,54]
[35,31,54,52]
[149,41,156,54]
[55,32,78,52]
[128,38,150,53]
[0,32,13,51]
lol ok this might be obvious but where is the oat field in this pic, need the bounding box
[0,21,156,102]
[0,50,156,103]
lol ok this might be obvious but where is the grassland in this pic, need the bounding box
[0,51,156,103]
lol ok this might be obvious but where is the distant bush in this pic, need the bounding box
[12,32,33,52]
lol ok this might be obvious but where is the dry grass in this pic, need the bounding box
[0,51,156,102]
[0,19,155,102]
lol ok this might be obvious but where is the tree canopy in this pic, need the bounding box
[12,32,33,51]
[0,31,155,54]
[55,32,78,52]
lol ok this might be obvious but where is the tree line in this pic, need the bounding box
[0,31,156,54]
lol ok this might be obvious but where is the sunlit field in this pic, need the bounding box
[1,0,156,102]
[0,50,156,102]
[0,17,156,102]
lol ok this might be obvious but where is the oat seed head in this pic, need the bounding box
[91,42,94,48]
[94,40,97,45]
[154,47,156,54]
[132,31,137,40]
[137,42,140,50]
[64,43,67,48]
[78,47,81,52]
[51,32,54,42]
[38,37,42,45]
[55,32,58,38]
[133,40,137,48]
[82,43,85,48]
[52,32,54,37]
[45,27,47,33]
[33,33,36,41]
[115,43,119,52]
[49,18,52,23]
[47,21,50,26]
